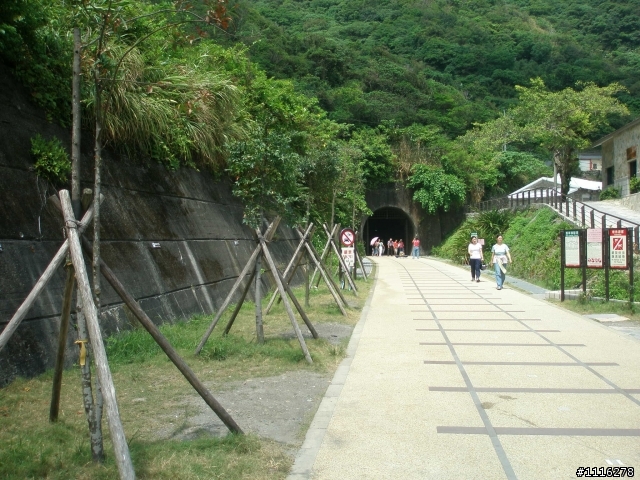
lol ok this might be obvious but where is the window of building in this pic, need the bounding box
[606,166,614,186]
[630,160,637,178]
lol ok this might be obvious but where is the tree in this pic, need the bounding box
[515,78,628,194]
[466,78,629,195]
[407,164,466,214]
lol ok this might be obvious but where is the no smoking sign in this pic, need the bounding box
[340,228,355,247]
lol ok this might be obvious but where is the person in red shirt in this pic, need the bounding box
[412,236,421,259]
[398,239,405,255]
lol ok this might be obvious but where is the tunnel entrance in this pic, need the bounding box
[363,207,415,255]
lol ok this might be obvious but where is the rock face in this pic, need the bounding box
[0,66,301,386]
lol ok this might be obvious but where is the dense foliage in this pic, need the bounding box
[2,0,639,218]
[228,0,640,134]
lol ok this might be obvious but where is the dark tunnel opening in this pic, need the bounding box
[363,207,415,255]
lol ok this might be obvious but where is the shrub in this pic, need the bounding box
[629,177,640,195]
[30,134,70,184]
[599,186,620,200]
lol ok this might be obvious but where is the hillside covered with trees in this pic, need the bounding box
[1,0,638,218]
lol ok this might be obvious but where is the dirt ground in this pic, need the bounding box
[152,322,353,450]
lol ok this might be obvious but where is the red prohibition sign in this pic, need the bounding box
[612,237,624,250]
[340,228,355,247]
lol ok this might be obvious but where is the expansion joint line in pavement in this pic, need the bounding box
[396,260,519,480]
[419,260,640,409]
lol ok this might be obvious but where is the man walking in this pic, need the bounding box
[412,236,420,259]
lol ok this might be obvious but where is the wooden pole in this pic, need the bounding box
[305,260,310,308]
[195,217,281,354]
[310,224,338,287]
[49,263,75,422]
[354,244,368,281]
[265,224,314,314]
[273,266,318,339]
[298,227,348,314]
[254,255,264,343]
[48,194,105,461]
[79,237,243,434]
[257,229,313,364]
[323,224,358,294]
[59,190,135,480]
[0,200,98,353]
[71,27,82,218]
[223,268,256,336]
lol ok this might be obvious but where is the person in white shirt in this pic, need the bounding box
[490,235,513,290]
[468,236,484,282]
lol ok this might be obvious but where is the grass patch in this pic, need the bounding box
[548,297,640,323]
[0,271,372,479]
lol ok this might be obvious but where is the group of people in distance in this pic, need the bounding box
[372,236,422,258]
[468,234,513,290]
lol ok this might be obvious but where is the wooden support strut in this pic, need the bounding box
[256,228,313,364]
[195,217,281,355]
[323,224,358,295]
[0,198,99,353]
[49,264,75,422]
[79,237,244,435]
[310,224,338,286]
[59,190,135,480]
[297,227,348,315]
[265,223,314,314]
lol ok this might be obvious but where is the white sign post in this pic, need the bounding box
[586,228,603,268]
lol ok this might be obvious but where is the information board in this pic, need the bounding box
[609,229,628,270]
[586,228,603,268]
[341,247,355,268]
[564,230,581,267]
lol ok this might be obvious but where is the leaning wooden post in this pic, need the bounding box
[49,262,75,422]
[265,223,314,314]
[255,254,264,343]
[195,217,281,355]
[323,224,358,294]
[273,266,318,339]
[298,228,348,315]
[0,200,98,353]
[223,268,256,336]
[79,237,244,434]
[354,245,368,281]
[310,224,338,287]
[60,190,135,480]
[257,229,313,364]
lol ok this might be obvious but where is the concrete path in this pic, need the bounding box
[289,256,640,480]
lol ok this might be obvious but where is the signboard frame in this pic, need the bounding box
[340,228,356,247]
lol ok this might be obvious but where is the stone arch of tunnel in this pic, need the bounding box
[362,207,415,255]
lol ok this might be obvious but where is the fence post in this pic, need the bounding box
[635,226,640,253]
[617,219,622,228]
[572,199,576,219]
[566,196,570,217]
[528,190,531,205]
[602,214,607,229]
[559,195,563,214]
[590,209,595,228]
[581,206,585,227]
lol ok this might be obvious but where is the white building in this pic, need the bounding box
[509,175,602,201]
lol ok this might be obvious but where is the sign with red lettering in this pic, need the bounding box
[609,229,628,270]
[586,228,603,268]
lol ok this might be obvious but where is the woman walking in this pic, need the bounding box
[468,236,483,282]
[490,235,512,290]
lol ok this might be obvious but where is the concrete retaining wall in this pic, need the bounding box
[0,67,302,386]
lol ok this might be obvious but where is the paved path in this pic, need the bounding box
[289,257,640,480]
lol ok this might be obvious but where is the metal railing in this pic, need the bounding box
[468,187,640,246]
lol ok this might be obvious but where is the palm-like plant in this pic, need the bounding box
[84,43,246,169]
